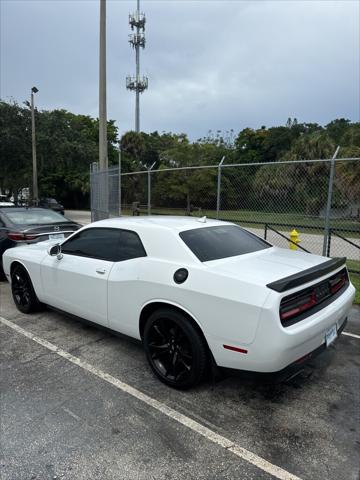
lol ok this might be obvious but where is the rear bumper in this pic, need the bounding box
[208,283,355,372]
[219,318,348,382]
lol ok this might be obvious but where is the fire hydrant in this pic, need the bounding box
[289,229,300,250]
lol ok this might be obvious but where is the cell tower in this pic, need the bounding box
[126,0,148,133]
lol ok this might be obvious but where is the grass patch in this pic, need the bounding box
[346,259,360,272]
[348,260,360,305]
[116,208,360,302]
[118,206,359,236]
[349,272,360,305]
[147,207,360,236]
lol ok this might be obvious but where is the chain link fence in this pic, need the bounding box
[90,155,360,273]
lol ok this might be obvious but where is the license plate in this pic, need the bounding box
[325,324,337,347]
[49,233,64,240]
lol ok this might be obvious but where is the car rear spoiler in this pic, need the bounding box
[266,257,347,293]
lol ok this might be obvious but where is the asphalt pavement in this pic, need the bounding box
[0,278,359,480]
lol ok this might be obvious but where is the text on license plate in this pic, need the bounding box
[325,324,337,347]
[49,233,65,240]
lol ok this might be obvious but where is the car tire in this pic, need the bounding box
[143,308,208,389]
[11,265,44,314]
[0,261,6,281]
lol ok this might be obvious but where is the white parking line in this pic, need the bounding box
[0,315,302,480]
[343,331,360,340]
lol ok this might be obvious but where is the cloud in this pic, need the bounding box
[1,0,359,139]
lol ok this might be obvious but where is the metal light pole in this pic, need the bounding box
[99,0,108,170]
[31,86,39,206]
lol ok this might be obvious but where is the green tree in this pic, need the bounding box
[325,119,351,144]
[0,99,118,207]
[153,142,221,213]
[0,100,31,199]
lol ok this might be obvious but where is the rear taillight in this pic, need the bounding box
[7,232,24,241]
[280,290,317,322]
[280,268,349,326]
[329,272,346,294]
[7,232,37,241]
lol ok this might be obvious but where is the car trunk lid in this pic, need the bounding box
[204,247,339,289]
[9,222,79,243]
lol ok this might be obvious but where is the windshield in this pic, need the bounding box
[5,209,69,225]
[180,225,270,262]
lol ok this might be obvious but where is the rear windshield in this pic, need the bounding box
[180,225,270,262]
[4,209,69,225]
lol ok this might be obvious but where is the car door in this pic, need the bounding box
[107,229,147,338]
[40,228,122,327]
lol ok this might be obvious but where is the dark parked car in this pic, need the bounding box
[0,207,81,276]
[38,198,65,215]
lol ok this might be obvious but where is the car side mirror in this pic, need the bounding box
[48,243,63,260]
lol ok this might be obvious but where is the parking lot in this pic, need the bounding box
[1,275,359,480]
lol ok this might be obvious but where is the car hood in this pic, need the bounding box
[204,247,329,287]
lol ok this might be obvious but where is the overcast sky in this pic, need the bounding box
[1,0,359,139]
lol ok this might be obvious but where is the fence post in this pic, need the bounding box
[322,146,340,256]
[148,162,156,215]
[216,156,225,219]
[326,228,332,257]
[264,223,268,240]
[90,162,98,222]
[118,145,122,216]
[90,163,93,222]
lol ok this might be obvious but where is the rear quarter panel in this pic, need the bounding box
[108,257,270,344]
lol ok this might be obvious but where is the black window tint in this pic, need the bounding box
[180,225,270,262]
[62,228,146,262]
[118,230,147,261]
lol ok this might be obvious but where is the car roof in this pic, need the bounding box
[88,216,233,232]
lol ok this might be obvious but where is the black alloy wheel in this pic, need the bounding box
[11,265,42,314]
[143,308,208,389]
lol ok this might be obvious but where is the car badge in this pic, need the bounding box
[54,226,60,231]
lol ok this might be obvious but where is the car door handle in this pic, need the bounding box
[96,268,106,275]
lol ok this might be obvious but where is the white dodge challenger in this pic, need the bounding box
[2,216,355,388]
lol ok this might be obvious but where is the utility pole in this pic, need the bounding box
[31,86,39,205]
[99,0,108,170]
[126,0,148,132]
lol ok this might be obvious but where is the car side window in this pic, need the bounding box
[118,229,147,261]
[61,228,146,262]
